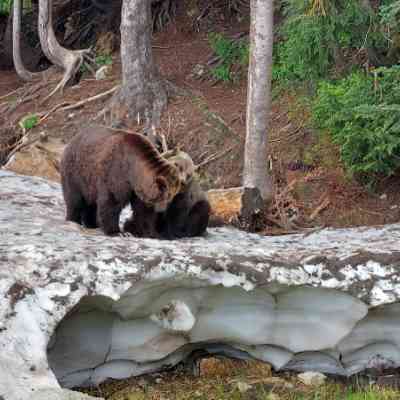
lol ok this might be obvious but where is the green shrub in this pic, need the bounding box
[312,66,400,183]
[273,0,387,83]
[380,0,400,27]
[208,33,249,82]
[95,54,113,67]
[0,0,12,15]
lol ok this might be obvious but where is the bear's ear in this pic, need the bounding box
[155,176,168,194]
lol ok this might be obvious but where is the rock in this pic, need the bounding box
[3,136,65,182]
[236,381,252,393]
[380,194,388,201]
[1,171,400,399]
[191,64,206,78]
[297,371,327,386]
[95,66,110,81]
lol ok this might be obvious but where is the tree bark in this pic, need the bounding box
[12,0,38,81]
[37,0,95,101]
[243,0,274,202]
[110,0,168,142]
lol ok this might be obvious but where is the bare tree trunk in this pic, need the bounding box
[13,0,38,81]
[0,15,15,70]
[37,0,95,101]
[109,0,167,142]
[243,0,274,202]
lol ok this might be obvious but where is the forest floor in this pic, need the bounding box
[1,14,399,234]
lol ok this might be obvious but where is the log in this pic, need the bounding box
[207,186,265,229]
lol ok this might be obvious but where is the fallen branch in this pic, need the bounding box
[196,145,236,170]
[58,85,119,112]
[4,134,44,165]
[358,207,385,217]
[270,125,305,144]
[310,196,330,221]
[0,88,20,101]
[39,102,70,124]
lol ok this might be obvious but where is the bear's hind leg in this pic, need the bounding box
[186,200,210,237]
[65,194,85,225]
[97,193,122,235]
[125,198,160,238]
[81,205,98,228]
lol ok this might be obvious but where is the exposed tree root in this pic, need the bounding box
[41,48,97,104]
[38,0,99,104]
[152,0,178,32]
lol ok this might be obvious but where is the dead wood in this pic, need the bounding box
[58,85,119,112]
[196,145,236,170]
[207,186,266,231]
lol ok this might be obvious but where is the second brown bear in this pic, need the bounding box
[123,151,210,239]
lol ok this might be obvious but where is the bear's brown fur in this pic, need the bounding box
[123,151,210,239]
[60,126,182,235]
[162,149,196,185]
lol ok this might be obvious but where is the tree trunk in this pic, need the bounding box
[12,0,38,81]
[0,15,15,70]
[37,0,95,101]
[243,0,274,202]
[110,0,167,142]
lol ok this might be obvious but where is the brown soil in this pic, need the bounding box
[1,12,399,233]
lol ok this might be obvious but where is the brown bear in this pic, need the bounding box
[60,126,182,235]
[161,149,196,185]
[123,151,210,239]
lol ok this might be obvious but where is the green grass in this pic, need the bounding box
[207,32,249,82]
[18,113,39,132]
[106,384,400,400]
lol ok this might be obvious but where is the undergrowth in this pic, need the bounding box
[312,66,400,184]
[273,0,389,84]
[0,0,11,15]
[18,113,39,132]
[208,33,249,82]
